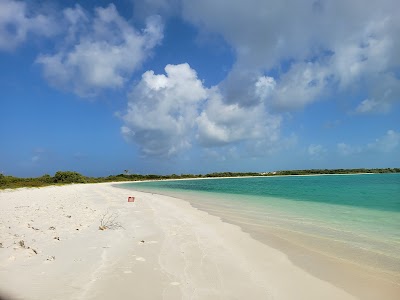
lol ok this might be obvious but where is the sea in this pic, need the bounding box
[121,173,400,280]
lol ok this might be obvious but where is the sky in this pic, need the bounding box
[0,0,399,177]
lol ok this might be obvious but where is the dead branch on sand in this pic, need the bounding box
[99,211,124,230]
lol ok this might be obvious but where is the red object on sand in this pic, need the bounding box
[128,196,135,202]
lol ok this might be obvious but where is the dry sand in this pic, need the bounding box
[0,183,356,300]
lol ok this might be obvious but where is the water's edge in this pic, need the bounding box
[117,175,400,298]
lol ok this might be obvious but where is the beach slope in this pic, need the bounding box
[0,183,355,300]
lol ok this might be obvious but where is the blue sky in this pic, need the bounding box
[0,0,399,177]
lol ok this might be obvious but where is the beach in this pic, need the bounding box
[0,182,388,299]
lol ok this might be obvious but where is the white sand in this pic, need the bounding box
[0,183,356,300]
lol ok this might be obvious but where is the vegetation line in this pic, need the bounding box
[1,168,399,190]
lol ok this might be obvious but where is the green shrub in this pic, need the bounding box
[54,171,86,183]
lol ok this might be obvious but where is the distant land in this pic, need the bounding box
[1,168,399,190]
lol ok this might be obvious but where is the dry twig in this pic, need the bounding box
[99,211,124,230]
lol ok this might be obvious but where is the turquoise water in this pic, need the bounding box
[122,174,400,275]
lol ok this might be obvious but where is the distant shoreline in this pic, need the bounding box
[1,168,398,189]
[117,171,381,184]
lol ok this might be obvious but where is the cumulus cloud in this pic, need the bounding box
[121,63,285,157]
[254,76,276,101]
[4,0,397,161]
[180,0,400,112]
[36,4,163,97]
[0,0,58,51]
[197,88,281,147]
[121,63,207,156]
[269,62,329,110]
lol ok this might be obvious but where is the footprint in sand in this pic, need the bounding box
[135,257,146,262]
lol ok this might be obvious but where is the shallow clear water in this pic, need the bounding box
[122,174,400,274]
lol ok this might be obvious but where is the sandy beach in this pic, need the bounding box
[0,183,359,299]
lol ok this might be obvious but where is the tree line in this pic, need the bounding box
[0,168,399,189]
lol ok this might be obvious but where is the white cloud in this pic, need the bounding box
[36,4,163,97]
[356,99,385,114]
[180,0,400,112]
[254,76,276,101]
[368,130,400,153]
[121,63,207,157]
[270,62,329,110]
[121,63,285,157]
[0,0,57,51]
[197,88,281,146]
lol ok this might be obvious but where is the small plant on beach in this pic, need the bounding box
[99,211,124,230]
[19,240,26,248]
